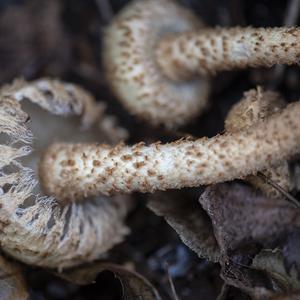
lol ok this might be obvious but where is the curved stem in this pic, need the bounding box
[40,100,300,201]
[156,27,300,80]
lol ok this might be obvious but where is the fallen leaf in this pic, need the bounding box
[59,262,162,300]
[200,182,300,298]
[148,189,220,262]
[199,182,300,255]
[220,255,274,300]
[252,249,300,292]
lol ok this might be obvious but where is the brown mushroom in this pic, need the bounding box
[104,0,300,127]
[0,78,131,270]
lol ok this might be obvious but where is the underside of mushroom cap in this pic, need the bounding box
[0,79,131,269]
[104,0,210,127]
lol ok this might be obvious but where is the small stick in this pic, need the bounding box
[257,172,300,208]
[164,262,180,300]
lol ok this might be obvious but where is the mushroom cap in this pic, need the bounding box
[104,0,210,127]
[0,79,130,269]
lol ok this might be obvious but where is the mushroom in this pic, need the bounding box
[104,0,300,127]
[225,87,293,198]
[0,78,131,269]
[0,255,29,300]
[40,91,300,200]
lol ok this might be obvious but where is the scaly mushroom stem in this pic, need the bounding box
[104,0,300,127]
[40,100,300,201]
[156,27,300,80]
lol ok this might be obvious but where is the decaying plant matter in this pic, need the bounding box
[40,89,300,200]
[199,182,300,298]
[104,0,300,127]
[0,78,131,269]
[225,87,293,198]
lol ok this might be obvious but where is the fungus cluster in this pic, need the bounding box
[104,0,300,127]
[0,78,131,269]
[1,2,300,297]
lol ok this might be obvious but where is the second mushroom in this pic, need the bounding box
[104,0,300,127]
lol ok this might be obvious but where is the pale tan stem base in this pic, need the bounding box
[156,27,300,81]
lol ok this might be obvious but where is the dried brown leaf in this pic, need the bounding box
[199,182,300,254]
[148,190,220,262]
[200,182,300,298]
[252,249,300,292]
[220,255,274,300]
[59,262,162,300]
